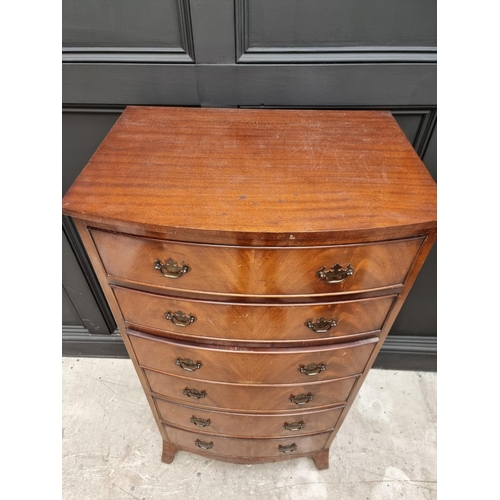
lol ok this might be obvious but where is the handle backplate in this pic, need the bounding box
[176,357,202,372]
[278,443,297,454]
[305,317,338,333]
[165,310,196,327]
[154,258,190,279]
[299,363,326,376]
[284,421,305,431]
[316,264,355,284]
[183,388,207,399]
[190,416,211,428]
[195,439,213,450]
[290,393,313,405]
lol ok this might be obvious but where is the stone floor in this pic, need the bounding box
[62,358,436,500]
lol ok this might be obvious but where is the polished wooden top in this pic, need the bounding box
[62,107,436,245]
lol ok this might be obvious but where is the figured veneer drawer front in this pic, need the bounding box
[164,425,330,458]
[114,286,395,343]
[145,369,357,411]
[155,398,344,438]
[92,230,423,296]
[130,333,377,384]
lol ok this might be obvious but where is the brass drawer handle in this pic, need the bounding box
[279,443,297,454]
[195,439,213,450]
[305,317,338,333]
[316,264,355,284]
[290,393,313,405]
[299,363,326,376]
[284,421,305,432]
[190,416,211,428]
[154,258,190,279]
[165,310,196,327]
[176,357,202,372]
[183,388,207,400]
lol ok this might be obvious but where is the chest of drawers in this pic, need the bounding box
[62,107,436,470]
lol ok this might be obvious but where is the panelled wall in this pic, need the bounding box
[62,0,437,369]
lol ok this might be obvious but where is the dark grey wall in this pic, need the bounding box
[62,0,436,369]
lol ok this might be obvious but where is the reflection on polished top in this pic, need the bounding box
[62,107,436,245]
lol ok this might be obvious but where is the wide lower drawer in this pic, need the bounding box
[145,369,357,411]
[164,425,330,458]
[115,286,395,343]
[92,229,423,296]
[130,332,377,384]
[155,398,344,438]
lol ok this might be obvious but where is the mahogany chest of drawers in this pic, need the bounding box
[62,107,437,470]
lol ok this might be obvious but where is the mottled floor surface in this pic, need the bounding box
[62,358,436,500]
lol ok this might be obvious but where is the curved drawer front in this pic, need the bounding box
[131,333,377,384]
[115,286,395,342]
[144,369,357,412]
[92,230,423,296]
[155,398,344,438]
[164,425,330,458]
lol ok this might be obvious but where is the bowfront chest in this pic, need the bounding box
[62,107,436,470]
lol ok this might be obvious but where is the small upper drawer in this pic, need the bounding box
[92,230,423,296]
[130,332,377,385]
[114,286,395,343]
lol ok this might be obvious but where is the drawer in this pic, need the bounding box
[144,369,357,411]
[130,333,377,384]
[164,425,330,458]
[154,398,344,438]
[115,286,395,343]
[92,230,423,296]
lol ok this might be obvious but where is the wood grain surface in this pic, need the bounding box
[130,332,377,384]
[92,229,423,296]
[144,368,358,412]
[163,425,330,458]
[154,398,344,438]
[62,107,436,245]
[113,286,395,343]
[161,440,330,470]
